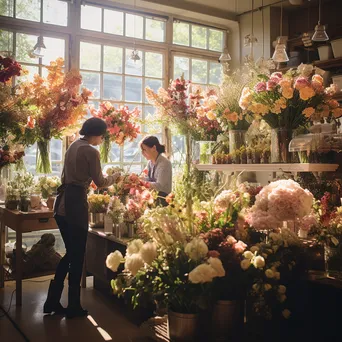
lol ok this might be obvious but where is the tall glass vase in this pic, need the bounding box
[229,130,246,153]
[271,128,293,163]
[36,140,52,174]
[100,136,111,163]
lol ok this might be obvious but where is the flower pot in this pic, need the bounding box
[212,300,243,342]
[168,311,198,342]
[324,244,342,279]
[331,38,342,58]
[5,199,18,210]
[19,196,30,212]
[30,193,41,210]
[36,140,52,174]
[271,128,293,163]
[229,130,246,153]
[46,196,56,210]
[104,215,114,233]
[89,212,105,228]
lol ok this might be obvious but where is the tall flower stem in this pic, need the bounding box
[185,133,194,235]
[100,136,111,163]
[36,139,52,174]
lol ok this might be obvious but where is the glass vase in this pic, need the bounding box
[19,196,30,212]
[229,130,246,154]
[271,128,293,163]
[324,244,342,279]
[36,140,52,174]
[100,136,111,163]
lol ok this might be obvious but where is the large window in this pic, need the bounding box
[0,0,68,26]
[81,4,166,43]
[79,41,164,173]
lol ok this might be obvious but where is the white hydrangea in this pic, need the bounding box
[252,255,265,269]
[185,238,208,261]
[188,264,216,284]
[105,250,123,272]
[126,239,144,256]
[243,251,254,260]
[207,257,225,277]
[140,241,157,265]
[124,253,144,276]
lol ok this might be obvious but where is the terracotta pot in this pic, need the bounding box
[46,196,56,210]
[168,311,198,341]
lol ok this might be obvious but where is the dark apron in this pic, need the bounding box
[148,156,168,207]
[54,184,88,229]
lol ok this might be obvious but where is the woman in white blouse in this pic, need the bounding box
[140,136,172,206]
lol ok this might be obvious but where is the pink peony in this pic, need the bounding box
[254,82,267,92]
[266,80,278,90]
[294,76,310,90]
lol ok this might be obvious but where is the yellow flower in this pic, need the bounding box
[302,107,315,118]
[206,110,216,120]
[282,87,294,99]
[227,112,239,122]
[299,86,315,101]
[279,79,292,89]
[312,74,323,85]
[207,97,217,110]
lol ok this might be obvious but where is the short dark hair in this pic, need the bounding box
[79,118,107,136]
[140,135,165,154]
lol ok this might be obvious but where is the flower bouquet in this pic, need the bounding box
[88,193,111,213]
[91,102,140,163]
[107,196,125,224]
[18,58,91,173]
[37,176,61,199]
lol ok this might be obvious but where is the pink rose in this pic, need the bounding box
[271,72,283,80]
[226,235,237,245]
[254,82,267,92]
[295,77,310,90]
[233,240,247,254]
[266,80,277,90]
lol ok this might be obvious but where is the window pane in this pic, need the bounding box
[172,136,185,165]
[209,62,222,85]
[16,0,40,21]
[80,42,101,71]
[103,46,123,73]
[20,65,39,82]
[51,139,63,161]
[125,14,143,39]
[109,144,120,162]
[192,25,207,49]
[125,77,142,102]
[145,52,163,78]
[125,49,142,76]
[16,33,39,63]
[81,5,102,32]
[192,59,207,84]
[43,0,68,26]
[124,134,142,162]
[51,163,62,176]
[145,79,162,103]
[81,72,100,98]
[42,37,65,66]
[209,29,224,52]
[0,0,14,17]
[174,56,189,79]
[23,143,37,175]
[173,22,189,46]
[145,18,165,42]
[0,30,13,55]
[103,74,122,101]
[144,106,161,134]
[104,9,123,35]
[124,164,142,174]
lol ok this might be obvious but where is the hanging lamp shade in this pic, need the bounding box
[219,47,231,63]
[312,23,329,42]
[32,36,46,58]
[272,39,289,63]
[129,48,141,62]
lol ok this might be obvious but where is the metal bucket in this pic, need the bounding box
[89,212,105,228]
[168,311,198,341]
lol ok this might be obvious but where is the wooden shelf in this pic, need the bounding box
[195,163,339,173]
[313,57,342,70]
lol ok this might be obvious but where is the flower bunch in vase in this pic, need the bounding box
[107,196,125,224]
[18,58,91,173]
[91,102,140,163]
[37,176,61,199]
[88,193,111,213]
[123,199,144,223]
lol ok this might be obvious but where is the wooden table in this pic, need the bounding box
[0,206,58,306]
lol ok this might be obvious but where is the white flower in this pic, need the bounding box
[243,251,254,259]
[265,269,274,278]
[282,309,291,319]
[278,285,287,294]
[297,63,314,77]
[185,238,208,261]
[264,283,272,291]
[253,255,265,269]
[105,251,123,272]
[124,254,144,276]
[140,241,157,265]
[240,259,251,270]
[126,239,144,256]
[207,257,225,277]
[188,264,216,284]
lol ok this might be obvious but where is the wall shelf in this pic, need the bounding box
[195,163,339,173]
[313,57,342,70]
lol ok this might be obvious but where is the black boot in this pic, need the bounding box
[66,285,88,319]
[43,280,66,315]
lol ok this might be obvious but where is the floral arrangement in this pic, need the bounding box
[123,199,144,223]
[0,144,25,170]
[0,56,22,83]
[91,102,140,163]
[6,172,35,199]
[107,196,125,224]
[37,176,61,198]
[239,65,342,129]
[18,58,91,173]
[246,179,313,231]
[88,193,111,213]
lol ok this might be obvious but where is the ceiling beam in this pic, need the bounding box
[141,0,238,21]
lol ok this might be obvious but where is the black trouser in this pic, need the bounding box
[53,214,88,287]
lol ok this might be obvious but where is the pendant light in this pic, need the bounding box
[244,0,258,61]
[272,1,289,63]
[312,0,329,42]
[219,46,232,64]
[129,0,141,63]
[32,35,46,58]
